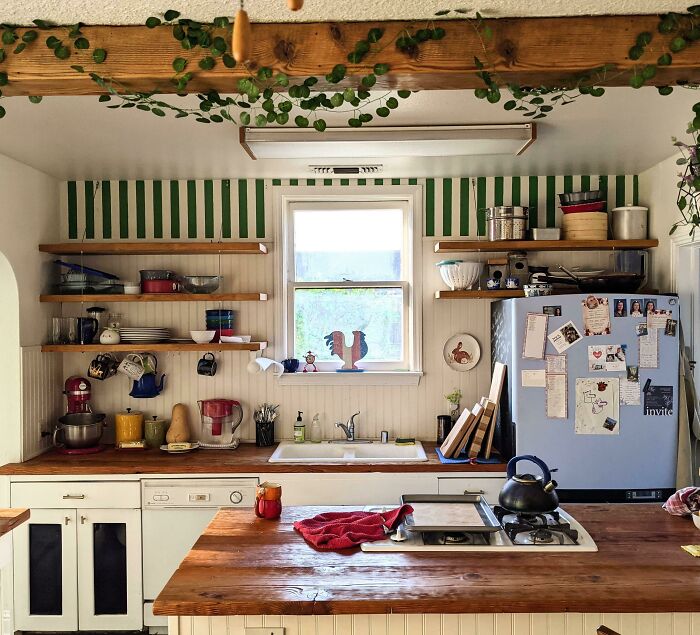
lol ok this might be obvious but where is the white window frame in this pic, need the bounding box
[274,186,423,379]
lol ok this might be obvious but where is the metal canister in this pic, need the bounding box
[115,408,144,445]
[485,206,530,240]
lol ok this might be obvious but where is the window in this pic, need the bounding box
[278,189,421,374]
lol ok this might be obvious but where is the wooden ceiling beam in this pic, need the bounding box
[2,16,700,96]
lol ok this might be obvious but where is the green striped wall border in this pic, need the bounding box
[62,175,638,240]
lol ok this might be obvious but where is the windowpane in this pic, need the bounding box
[294,208,403,282]
[294,287,403,362]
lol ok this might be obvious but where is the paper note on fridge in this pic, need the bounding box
[647,309,672,331]
[620,379,641,406]
[545,354,567,374]
[639,329,659,368]
[574,377,620,435]
[522,312,549,359]
[546,373,568,419]
[548,320,583,353]
[522,369,547,387]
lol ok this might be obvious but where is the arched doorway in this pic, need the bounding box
[0,253,21,466]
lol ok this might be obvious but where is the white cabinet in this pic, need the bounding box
[12,482,142,632]
[437,476,506,503]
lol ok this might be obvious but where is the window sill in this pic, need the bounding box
[276,371,423,386]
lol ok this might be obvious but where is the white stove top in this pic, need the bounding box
[361,506,598,553]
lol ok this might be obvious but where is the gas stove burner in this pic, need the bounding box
[529,528,555,544]
[493,505,580,546]
[422,531,490,546]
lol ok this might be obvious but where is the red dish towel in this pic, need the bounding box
[663,487,700,515]
[293,504,414,550]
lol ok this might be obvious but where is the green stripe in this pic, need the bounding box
[187,180,197,239]
[340,179,349,186]
[459,178,469,236]
[425,178,435,236]
[255,179,265,238]
[563,175,574,193]
[290,178,299,186]
[272,179,282,186]
[511,176,521,206]
[476,177,486,236]
[391,178,401,185]
[101,181,112,239]
[581,175,591,191]
[374,178,384,185]
[494,176,504,206]
[118,181,128,239]
[546,176,556,228]
[324,179,332,186]
[238,180,249,238]
[408,178,418,185]
[528,176,538,229]
[153,181,163,239]
[598,175,609,206]
[84,181,94,239]
[221,180,231,238]
[169,181,180,238]
[633,175,639,206]
[135,180,146,239]
[442,179,453,237]
[357,178,366,186]
[204,180,214,238]
[616,175,626,207]
[306,179,316,186]
[67,181,77,239]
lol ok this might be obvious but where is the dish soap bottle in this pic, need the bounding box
[293,411,305,443]
[310,413,322,443]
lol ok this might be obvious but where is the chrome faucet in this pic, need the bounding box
[335,411,360,441]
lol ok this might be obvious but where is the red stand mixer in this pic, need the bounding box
[55,376,106,454]
[64,376,94,413]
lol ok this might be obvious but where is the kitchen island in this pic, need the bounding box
[154,504,700,635]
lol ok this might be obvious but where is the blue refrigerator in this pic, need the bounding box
[492,293,680,503]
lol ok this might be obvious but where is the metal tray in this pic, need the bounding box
[400,494,502,533]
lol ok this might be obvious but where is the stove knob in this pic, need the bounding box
[229,491,243,504]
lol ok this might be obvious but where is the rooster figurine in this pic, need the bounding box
[324,330,368,371]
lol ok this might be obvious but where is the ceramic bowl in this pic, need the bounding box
[190,330,215,344]
[436,260,483,291]
[220,335,252,343]
[693,512,700,530]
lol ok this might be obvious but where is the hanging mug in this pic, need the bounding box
[118,354,145,380]
[88,353,118,380]
[197,353,217,376]
[255,481,282,520]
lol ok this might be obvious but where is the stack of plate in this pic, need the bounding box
[118,327,171,343]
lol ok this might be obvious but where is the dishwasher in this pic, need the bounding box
[141,478,258,631]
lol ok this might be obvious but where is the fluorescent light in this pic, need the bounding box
[239,124,536,160]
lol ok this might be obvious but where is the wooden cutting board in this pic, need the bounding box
[409,502,485,529]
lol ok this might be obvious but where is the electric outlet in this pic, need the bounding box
[244,629,285,635]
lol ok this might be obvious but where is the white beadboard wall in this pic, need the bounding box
[173,613,700,635]
[21,346,63,459]
[56,246,612,442]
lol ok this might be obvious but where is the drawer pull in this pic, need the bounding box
[464,489,485,495]
[80,515,87,525]
[64,516,71,525]
[62,494,85,500]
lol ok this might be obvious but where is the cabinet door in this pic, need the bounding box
[13,509,78,632]
[77,508,142,632]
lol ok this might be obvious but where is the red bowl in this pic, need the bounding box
[142,279,179,293]
[211,328,234,343]
[560,200,607,213]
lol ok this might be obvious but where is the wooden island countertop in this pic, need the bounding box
[0,443,505,475]
[0,509,29,538]
[153,504,700,616]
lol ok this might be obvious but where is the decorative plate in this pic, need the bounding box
[443,334,481,371]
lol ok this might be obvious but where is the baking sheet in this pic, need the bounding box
[400,494,501,533]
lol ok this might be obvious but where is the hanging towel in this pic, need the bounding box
[293,505,413,550]
[663,487,700,515]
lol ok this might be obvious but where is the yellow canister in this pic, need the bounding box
[115,408,144,444]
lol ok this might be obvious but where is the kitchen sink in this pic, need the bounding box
[268,440,428,464]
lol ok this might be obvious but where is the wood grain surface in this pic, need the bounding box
[153,504,700,616]
[434,239,659,253]
[0,509,30,538]
[39,242,268,255]
[1,18,700,96]
[40,293,268,303]
[0,443,506,475]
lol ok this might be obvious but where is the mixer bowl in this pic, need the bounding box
[54,414,106,449]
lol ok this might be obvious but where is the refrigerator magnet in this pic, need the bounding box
[522,312,549,360]
[665,319,678,337]
[581,296,611,336]
[643,385,674,416]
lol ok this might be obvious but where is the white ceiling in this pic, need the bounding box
[0,87,695,180]
[0,0,692,24]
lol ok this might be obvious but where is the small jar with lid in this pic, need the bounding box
[115,408,144,445]
[144,415,169,449]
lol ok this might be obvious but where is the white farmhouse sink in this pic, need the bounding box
[268,440,428,464]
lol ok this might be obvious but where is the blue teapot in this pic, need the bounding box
[129,355,165,399]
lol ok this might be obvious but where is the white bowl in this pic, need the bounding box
[693,512,700,530]
[123,282,141,295]
[436,260,483,290]
[190,330,215,344]
[220,335,252,343]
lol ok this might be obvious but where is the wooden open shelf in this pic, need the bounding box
[435,289,524,299]
[434,239,658,253]
[41,342,267,353]
[40,293,268,303]
[39,241,268,255]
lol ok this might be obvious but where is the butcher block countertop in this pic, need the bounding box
[153,504,700,616]
[0,509,29,538]
[0,443,505,475]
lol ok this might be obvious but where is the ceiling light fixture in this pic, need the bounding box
[309,165,383,175]
[239,124,536,160]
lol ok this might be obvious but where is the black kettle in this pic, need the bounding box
[498,454,559,514]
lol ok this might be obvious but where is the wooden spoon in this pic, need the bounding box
[232,9,252,63]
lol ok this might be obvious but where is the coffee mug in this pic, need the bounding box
[77,317,98,345]
[486,278,501,290]
[88,353,118,380]
[505,277,521,289]
[118,354,145,380]
[255,481,282,520]
[282,358,300,373]
[197,353,217,376]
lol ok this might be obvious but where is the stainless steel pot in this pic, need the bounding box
[54,413,106,449]
[611,205,648,240]
[485,206,529,241]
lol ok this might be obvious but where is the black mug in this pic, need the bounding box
[88,353,118,380]
[197,353,217,376]
[437,415,453,444]
[282,358,300,373]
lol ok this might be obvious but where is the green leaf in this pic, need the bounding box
[368,28,383,43]
[376,106,390,117]
[222,53,236,68]
[254,114,267,127]
[137,104,151,111]
[262,99,275,112]
[361,74,376,88]
[636,31,653,46]
[474,87,488,99]
[435,9,450,15]
[482,25,493,41]
[304,76,318,86]
[45,36,60,49]
[670,36,687,52]
[294,115,309,127]
[276,73,289,86]
[22,30,38,43]
[74,37,89,50]
[92,48,107,63]
[504,100,517,110]
[146,17,161,28]
[629,74,644,89]
[386,96,398,109]
[240,111,251,125]
[172,24,185,40]
[54,45,70,59]
[172,57,187,72]
[211,36,227,55]
[28,95,42,103]
[357,89,370,100]
[313,119,327,132]
[641,64,656,79]
[70,64,85,73]
[1,30,16,45]
[398,89,411,98]
[276,112,289,125]
[199,56,215,70]
[658,52,672,66]
[152,107,166,116]
[257,66,273,80]
[348,117,362,127]
[32,19,54,29]
[374,63,389,75]
[330,93,344,107]
[0,105,5,118]
[590,87,605,97]
[359,113,373,123]
[213,16,230,28]
[164,10,181,21]
[486,88,501,103]
[195,117,211,123]
[210,113,224,123]
[98,94,111,102]
[13,43,25,54]
[354,40,370,55]
[343,87,355,101]
[628,45,644,60]
[658,85,673,95]
[347,51,362,64]
[279,100,293,112]
[679,197,688,210]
